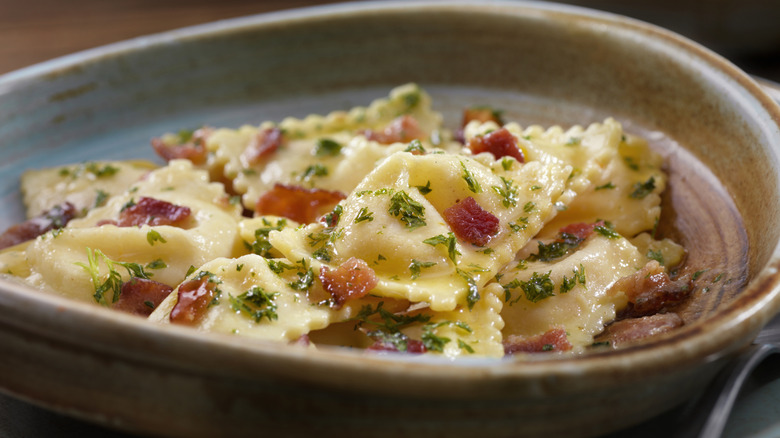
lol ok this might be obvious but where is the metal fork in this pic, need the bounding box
[684,313,780,438]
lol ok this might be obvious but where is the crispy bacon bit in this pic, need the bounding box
[151,127,212,165]
[169,273,218,326]
[462,107,504,128]
[255,183,346,224]
[319,257,378,308]
[367,338,427,354]
[0,202,77,249]
[363,115,425,144]
[101,197,191,228]
[503,327,573,354]
[558,220,604,242]
[112,278,173,317]
[611,261,692,317]
[595,313,684,348]
[443,196,500,246]
[467,127,524,163]
[241,127,284,165]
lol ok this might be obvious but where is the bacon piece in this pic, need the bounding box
[319,257,378,308]
[611,261,692,317]
[255,183,345,224]
[112,278,173,317]
[0,202,77,249]
[461,107,504,128]
[151,127,212,165]
[101,197,191,228]
[170,273,218,326]
[503,327,573,354]
[467,127,524,162]
[363,115,425,144]
[443,196,500,246]
[558,220,604,242]
[241,127,284,165]
[367,337,427,354]
[595,313,684,348]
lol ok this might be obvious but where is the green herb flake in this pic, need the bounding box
[314,138,342,157]
[388,190,426,230]
[692,269,708,281]
[492,176,518,208]
[423,232,460,264]
[646,249,665,265]
[415,180,432,195]
[566,137,581,146]
[595,182,615,190]
[523,201,536,213]
[456,268,480,309]
[520,271,555,303]
[409,259,436,280]
[460,161,481,193]
[501,157,514,171]
[230,286,278,323]
[300,164,329,181]
[354,207,375,224]
[629,176,656,199]
[146,259,167,270]
[594,224,621,239]
[146,229,167,246]
[458,339,475,354]
[94,190,109,208]
[404,139,426,154]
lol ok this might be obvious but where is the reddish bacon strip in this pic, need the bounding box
[151,127,212,165]
[368,337,427,354]
[319,257,378,308]
[0,202,77,250]
[595,313,683,348]
[443,196,500,246]
[558,220,604,242]
[255,183,345,224]
[100,197,191,228]
[611,261,692,317]
[468,127,524,163]
[112,278,173,317]
[363,115,425,144]
[241,127,284,165]
[503,328,573,354]
[170,273,218,325]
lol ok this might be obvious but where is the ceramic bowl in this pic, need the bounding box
[1,2,780,437]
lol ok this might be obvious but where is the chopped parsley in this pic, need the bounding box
[246,217,287,257]
[595,182,615,190]
[629,176,656,199]
[230,286,278,323]
[594,223,621,239]
[288,260,314,291]
[456,268,480,309]
[404,139,426,154]
[415,180,432,195]
[76,248,154,306]
[646,249,664,265]
[388,190,426,230]
[460,161,481,193]
[300,164,329,181]
[523,201,536,213]
[501,157,514,171]
[354,207,374,223]
[520,271,555,303]
[409,259,436,280]
[492,176,518,208]
[423,232,460,264]
[146,229,166,246]
[314,138,342,157]
[94,190,109,208]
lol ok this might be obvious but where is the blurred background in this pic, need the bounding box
[0,0,778,82]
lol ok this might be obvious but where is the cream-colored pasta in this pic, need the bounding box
[21,160,156,218]
[150,254,332,342]
[23,160,243,303]
[0,84,689,357]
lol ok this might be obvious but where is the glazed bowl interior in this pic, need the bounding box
[1,1,780,437]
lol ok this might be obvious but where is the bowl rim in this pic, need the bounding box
[1,0,780,399]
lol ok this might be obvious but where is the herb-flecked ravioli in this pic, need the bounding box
[150,254,332,341]
[21,160,243,304]
[21,160,157,218]
[0,84,691,358]
[497,233,645,349]
[205,84,459,210]
[464,118,665,237]
[270,151,575,312]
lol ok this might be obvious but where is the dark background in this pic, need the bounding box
[0,0,778,82]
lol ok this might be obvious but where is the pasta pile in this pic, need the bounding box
[0,84,689,358]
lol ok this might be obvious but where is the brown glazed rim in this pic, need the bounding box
[1,1,780,399]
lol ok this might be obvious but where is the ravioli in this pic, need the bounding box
[0,84,691,358]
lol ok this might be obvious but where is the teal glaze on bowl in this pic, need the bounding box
[1,2,780,437]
